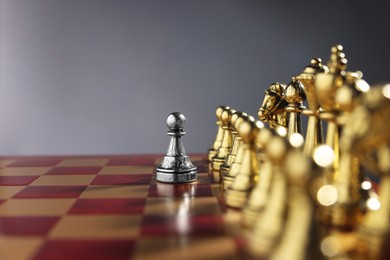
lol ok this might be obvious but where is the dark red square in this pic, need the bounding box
[7,158,61,167]
[193,162,207,173]
[141,214,225,236]
[34,239,135,260]
[0,216,59,235]
[45,167,102,175]
[234,235,248,256]
[190,214,226,235]
[91,174,152,185]
[13,186,86,198]
[68,198,146,214]
[191,154,208,161]
[0,199,7,205]
[148,184,213,197]
[196,173,212,184]
[0,176,39,186]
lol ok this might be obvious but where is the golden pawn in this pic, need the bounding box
[211,107,236,182]
[220,111,246,184]
[225,119,262,209]
[242,127,273,228]
[270,148,323,260]
[284,78,306,138]
[208,106,229,162]
[221,113,249,191]
[246,133,289,257]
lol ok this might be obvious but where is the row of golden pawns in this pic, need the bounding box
[206,94,390,258]
[207,105,388,260]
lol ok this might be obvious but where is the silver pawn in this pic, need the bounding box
[156,112,197,183]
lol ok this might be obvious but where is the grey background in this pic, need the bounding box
[0,0,389,155]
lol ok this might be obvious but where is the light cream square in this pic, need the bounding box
[80,185,149,198]
[99,166,153,175]
[49,215,141,239]
[0,236,44,260]
[0,186,25,199]
[0,167,51,176]
[57,158,109,167]
[30,175,95,186]
[0,199,76,216]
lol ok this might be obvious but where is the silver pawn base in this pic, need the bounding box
[156,159,197,183]
[156,112,197,184]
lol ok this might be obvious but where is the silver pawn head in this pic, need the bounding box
[167,112,186,131]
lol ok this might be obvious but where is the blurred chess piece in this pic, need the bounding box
[220,111,245,181]
[271,144,323,260]
[156,112,197,183]
[247,130,324,260]
[296,58,329,156]
[284,78,306,138]
[225,119,263,209]
[221,112,248,190]
[343,85,390,259]
[246,131,290,257]
[258,82,288,128]
[315,45,347,185]
[315,45,370,229]
[208,106,229,162]
[211,107,236,182]
[209,45,390,260]
[242,127,276,228]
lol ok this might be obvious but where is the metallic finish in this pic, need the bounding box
[156,112,197,183]
[221,114,249,190]
[315,45,369,229]
[211,107,236,182]
[284,78,306,138]
[242,127,274,229]
[208,106,229,162]
[258,82,288,128]
[345,85,390,259]
[247,134,289,257]
[225,119,262,209]
[296,58,328,156]
[220,112,247,185]
[209,45,390,259]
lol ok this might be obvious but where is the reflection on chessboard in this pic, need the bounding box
[0,155,249,260]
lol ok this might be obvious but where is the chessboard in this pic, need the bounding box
[0,155,245,260]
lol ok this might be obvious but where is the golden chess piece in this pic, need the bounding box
[315,45,371,229]
[344,85,390,259]
[315,45,347,178]
[246,132,290,257]
[296,58,329,156]
[211,107,236,182]
[208,106,229,162]
[316,44,348,113]
[225,119,262,209]
[258,82,288,128]
[270,148,323,260]
[220,111,246,180]
[284,78,306,138]
[242,127,274,229]
[221,112,249,191]
[248,130,324,259]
